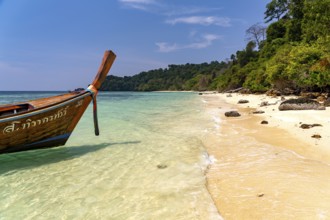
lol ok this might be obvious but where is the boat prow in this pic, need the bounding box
[0,50,116,154]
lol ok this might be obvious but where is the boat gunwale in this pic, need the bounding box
[0,91,92,123]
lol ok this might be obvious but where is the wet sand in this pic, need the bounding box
[201,93,330,219]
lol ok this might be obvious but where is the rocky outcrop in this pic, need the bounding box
[279,98,326,111]
[225,111,241,117]
[300,92,322,99]
[324,98,330,107]
[282,88,295,95]
[239,88,252,94]
[266,89,281,97]
[266,88,295,96]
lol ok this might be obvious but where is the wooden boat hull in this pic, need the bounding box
[0,50,116,154]
[0,92,92,153]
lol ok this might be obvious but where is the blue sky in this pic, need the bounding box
[0,0,268,91]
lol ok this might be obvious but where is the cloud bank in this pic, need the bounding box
[118,0,157,10]
[156,34,221,52]
[118,0,229,53]
[166,16,231,27]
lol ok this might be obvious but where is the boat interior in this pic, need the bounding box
[0,91,86,118]
[0,103,35,117]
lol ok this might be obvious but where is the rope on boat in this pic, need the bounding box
[87,85,100,136]
[91,95,100,136]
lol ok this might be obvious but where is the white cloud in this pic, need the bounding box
[118,0,157,10]
[156,34,221,53]
[166,16,231,27]
[163,6,223,17]
[189,34,221,48]
[118,1,224,19]
[120,0,154,3]
[155,42,180,53]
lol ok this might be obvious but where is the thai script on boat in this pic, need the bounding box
[2,107,69,134]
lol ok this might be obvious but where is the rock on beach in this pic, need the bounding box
[225,111,241,117]
[279,98,325,111]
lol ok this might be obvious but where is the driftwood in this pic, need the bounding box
[226,87,243,93]
[260,101,279,107]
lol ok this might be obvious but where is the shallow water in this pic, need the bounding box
[0,91,222,219]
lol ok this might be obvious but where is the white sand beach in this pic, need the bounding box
[201,92,330,219]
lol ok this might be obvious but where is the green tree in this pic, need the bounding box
[302,0,330,43]
[286,0,304,42]
[266,44,293,90]
[266,19,287,42]
[264,0,289,23]
[236,41,258,67]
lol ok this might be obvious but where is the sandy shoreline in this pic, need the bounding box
[201,92,330,219]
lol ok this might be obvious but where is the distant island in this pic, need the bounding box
[100,0,329,94]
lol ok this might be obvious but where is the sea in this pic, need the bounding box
[0,91,222,220]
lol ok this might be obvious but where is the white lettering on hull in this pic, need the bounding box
[2,106,69,134]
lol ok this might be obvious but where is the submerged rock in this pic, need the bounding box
[279,98,325,111]
[257,193,265,197]
[157,164,168,169]
[225,111,241,117]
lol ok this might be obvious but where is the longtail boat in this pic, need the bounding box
[0,50,116,154]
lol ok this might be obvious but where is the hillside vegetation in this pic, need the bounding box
[101,0,330,93]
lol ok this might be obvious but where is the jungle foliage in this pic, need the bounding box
[101,0,330,93]
[100,62,229,91]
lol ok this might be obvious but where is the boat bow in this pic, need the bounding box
[87,50,116,136]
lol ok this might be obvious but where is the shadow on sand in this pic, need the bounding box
[0,141,140,176]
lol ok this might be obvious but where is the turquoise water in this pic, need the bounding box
[0,92,222,219]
